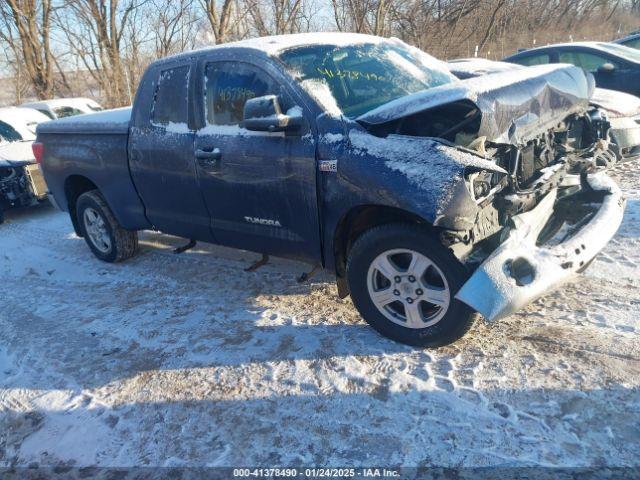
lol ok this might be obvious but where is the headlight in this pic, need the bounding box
[466,169,505,202]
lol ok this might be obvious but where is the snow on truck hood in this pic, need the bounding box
[357,64,594,145]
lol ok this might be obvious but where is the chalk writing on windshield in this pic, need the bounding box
[216,87,257,103]
[316,67,385,82]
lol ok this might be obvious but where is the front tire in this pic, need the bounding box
[76,190,138,262]
[347,224,474,347]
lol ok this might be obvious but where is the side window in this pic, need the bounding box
[151,65,190,126]
[558,52,615,72]
[516,54,550,66]
[624,38,640,49]
[204,62,282,126]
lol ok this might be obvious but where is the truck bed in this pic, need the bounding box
[37,107,132,135]
[36,106,149,231]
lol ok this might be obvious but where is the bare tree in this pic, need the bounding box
[0,40,31,104]
[57,0,146,107]
[153,0,199,56]
[330,0,397,35]
[246,0,318,35]
[2,0,640,108]
[0,0,54,99]
[199,0,237,43]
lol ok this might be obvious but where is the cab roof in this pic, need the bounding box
[161,32,389,64]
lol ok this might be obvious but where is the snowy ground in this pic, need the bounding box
[0,160,639,471]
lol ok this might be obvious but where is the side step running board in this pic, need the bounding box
[173,239,196,254]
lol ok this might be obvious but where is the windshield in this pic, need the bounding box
[597,42,640,63]
[278,41,458,118]
[0,121,23,142]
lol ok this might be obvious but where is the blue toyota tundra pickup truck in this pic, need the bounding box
[35,33,625,347]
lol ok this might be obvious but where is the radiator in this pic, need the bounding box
[25,164,48,199]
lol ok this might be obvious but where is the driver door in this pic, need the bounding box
[193,59,321,263]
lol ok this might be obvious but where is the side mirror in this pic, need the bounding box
[597,62,616,73]
[242,95,304,133]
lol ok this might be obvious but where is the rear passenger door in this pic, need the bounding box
[193,58,321,263]
[129,62,215,242]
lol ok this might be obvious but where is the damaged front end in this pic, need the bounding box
[448,117,625,320]
[358,64,626,321]
[0,163,47,219]
[0,142,48,221]
[456,172,624,320]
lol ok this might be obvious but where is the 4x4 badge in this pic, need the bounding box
[319,160,337,172]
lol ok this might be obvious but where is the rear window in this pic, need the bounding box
[54,106,84,118]
[151,66,190,126]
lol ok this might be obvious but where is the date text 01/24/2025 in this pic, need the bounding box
[232,468,400,478]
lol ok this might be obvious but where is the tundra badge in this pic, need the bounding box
[244,216,282,227]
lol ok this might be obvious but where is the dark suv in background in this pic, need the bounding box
[504,41,640,97]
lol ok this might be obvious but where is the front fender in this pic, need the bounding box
[344,129,504,225]
[318,124,505,272]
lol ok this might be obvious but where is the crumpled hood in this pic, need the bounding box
[357,64,594,145]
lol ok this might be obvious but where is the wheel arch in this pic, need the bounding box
[64,174,99,236]
[332,204,437,298]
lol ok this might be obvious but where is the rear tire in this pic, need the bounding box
[347,224,474,347]
[76,190,138,262]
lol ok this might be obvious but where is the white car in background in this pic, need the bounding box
[20,97,103,119]
[0,107,51,222]
[0,106,49,143]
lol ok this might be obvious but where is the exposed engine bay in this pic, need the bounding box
[453,108,615,253]
[405,106,624,320]
[362,98,617,252]
[444,109,625,320]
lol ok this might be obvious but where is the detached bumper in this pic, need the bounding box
[455,172,626,321]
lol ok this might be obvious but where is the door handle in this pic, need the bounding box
[195,148,221,163]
